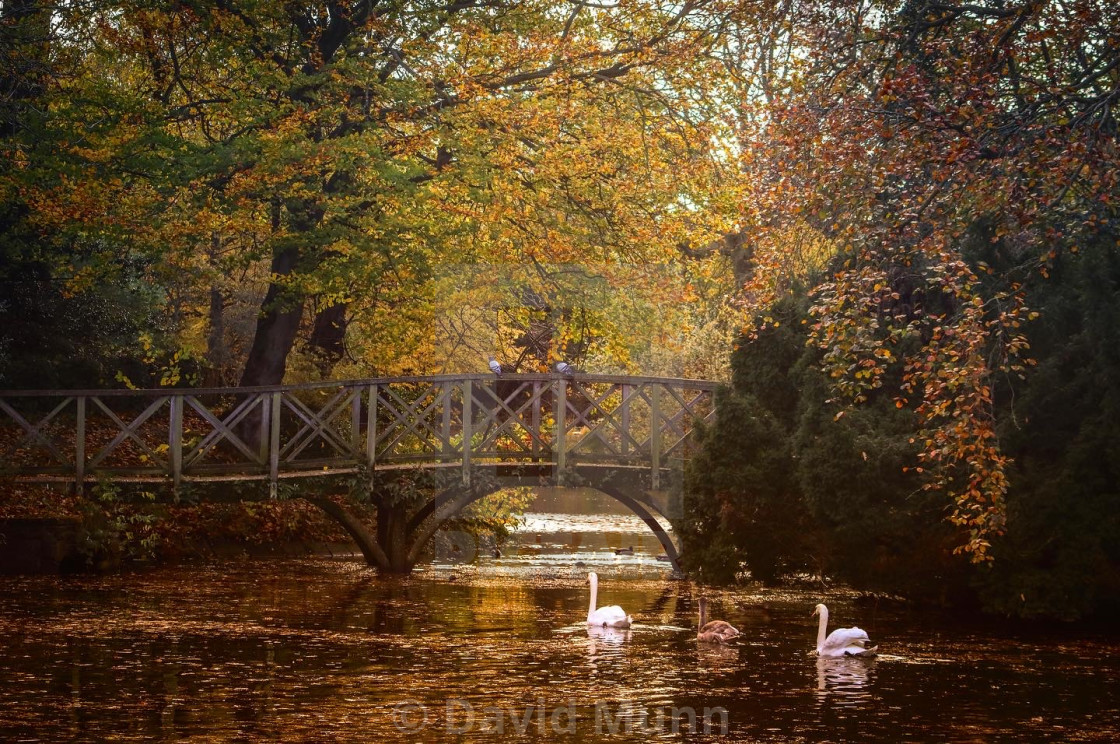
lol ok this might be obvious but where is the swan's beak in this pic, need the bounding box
[811,608,819,617]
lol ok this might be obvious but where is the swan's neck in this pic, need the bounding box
[816,607,829,651]
[588,575,598,619]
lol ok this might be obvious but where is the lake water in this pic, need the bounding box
[0,490,1117,742]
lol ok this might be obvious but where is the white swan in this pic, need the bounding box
[697,598,740,644]
[812,603,877,657]
[586,572,632,628]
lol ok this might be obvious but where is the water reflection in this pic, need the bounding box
[696,641,740,671]
[0,499,1118,742]
[586,624,631,645]
[815,656,877,707]
[586,624,631,669]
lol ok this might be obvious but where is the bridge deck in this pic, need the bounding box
[0,374,717,495]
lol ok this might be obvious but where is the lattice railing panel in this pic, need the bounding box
[373,381,460,463]
[563,381,652,465]
[180,392,271,473]
[83,396,171,472]
[656,384,716,459]
[470,379,552,462]
[0,396,80,475]
[278,387,362,466]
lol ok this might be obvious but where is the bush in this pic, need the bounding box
[677,246,1120,620]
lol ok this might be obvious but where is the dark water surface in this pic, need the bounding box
[1,501,1117,742]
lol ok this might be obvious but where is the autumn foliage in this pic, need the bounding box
[738,0,1119,560]
[2,0,1118,595]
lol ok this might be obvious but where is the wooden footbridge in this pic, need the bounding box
[0,374,717,572]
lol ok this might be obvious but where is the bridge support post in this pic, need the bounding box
[462,380,472,486]
[74,396,85,498]
[554,380,566,477]
[169,395,183,501]
[650,386,661,490]
[268,391,281,499]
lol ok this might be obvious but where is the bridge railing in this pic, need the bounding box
[0,374,717,494]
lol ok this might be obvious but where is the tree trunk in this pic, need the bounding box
[238,250,304,387]
[306,497,391,570]
[308,301,349,376]
[205,285,228,386]
[377,503,412,573]
[204,234,231,386]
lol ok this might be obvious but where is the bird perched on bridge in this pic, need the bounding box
[555,361,575,379]
[488,356,503,376]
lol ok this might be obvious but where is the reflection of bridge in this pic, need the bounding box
[0,374,716,572]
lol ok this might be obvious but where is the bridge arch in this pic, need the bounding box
[395,479,681,572]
